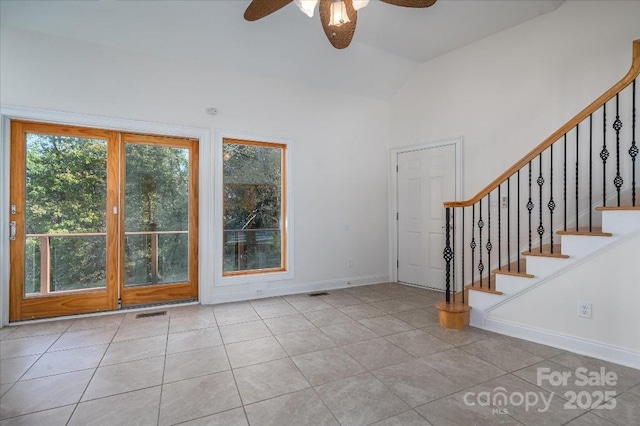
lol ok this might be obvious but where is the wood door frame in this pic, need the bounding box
[9,121,120,320]
[389,137,464,286]
[119,133,199,306]
[0,105,212,326]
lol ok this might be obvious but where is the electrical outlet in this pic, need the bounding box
[256,289,264,295]
[501,196,508,209]
[578,301,592,319]
[348,259,354,268]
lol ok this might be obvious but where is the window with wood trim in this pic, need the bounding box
[222,138,287,276]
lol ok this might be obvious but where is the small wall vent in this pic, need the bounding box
[135,311,167,319]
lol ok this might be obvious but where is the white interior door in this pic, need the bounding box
[397,144,456,289]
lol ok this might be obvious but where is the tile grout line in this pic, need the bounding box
[64,314,124,426]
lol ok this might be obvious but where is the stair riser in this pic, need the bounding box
[602,210,640,234]
[467,289,504,310]
[470,308,484,327]
[525,256,572,277]
[495,275,536,295]
[560,234,613,257]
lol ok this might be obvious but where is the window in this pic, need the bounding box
[222,138,287,276]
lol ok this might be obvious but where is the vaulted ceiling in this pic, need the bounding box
[0,0,564,100]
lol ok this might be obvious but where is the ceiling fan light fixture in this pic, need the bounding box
[294,0,319,17]
[329,0,350,27]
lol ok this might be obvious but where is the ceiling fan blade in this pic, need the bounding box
[380,0,436,8]
[319,0,358,49]
[244,0,293,21]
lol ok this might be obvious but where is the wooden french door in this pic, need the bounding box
[118,133,198,307]
[9,121,198,321]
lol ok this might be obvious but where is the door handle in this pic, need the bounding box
[9,221,16,241]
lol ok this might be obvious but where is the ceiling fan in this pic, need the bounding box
[244,0,437,49]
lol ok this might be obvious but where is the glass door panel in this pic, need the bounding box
[119,134,198,306]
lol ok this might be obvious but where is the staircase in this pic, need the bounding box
[435,40,640,338]
[465,208,640,327]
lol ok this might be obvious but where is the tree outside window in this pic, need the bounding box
[222,139,286,275]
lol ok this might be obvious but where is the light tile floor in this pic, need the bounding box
[0,283,639,426]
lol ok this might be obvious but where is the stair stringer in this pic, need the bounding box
[474,228,640,369]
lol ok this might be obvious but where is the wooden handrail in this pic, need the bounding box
[444,39,640,208]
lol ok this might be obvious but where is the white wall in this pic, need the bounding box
[487,231,640,368]
[390,0,640,199]
[0,25,391,310]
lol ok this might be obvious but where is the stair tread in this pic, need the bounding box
[492,259,534,278]
[557,227,612,236]
[465,276,503,295]
[522,244,569,258]
[595,206,640,211]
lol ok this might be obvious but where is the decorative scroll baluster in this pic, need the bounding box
[548,144,555,252]
[478,199,484,288]
[575,124,580,229]
[517,171,521,273]
[527,162,533,252]
[564,134,567,230]
[537,154,544,252]
[452,211,456,300]
[613,94,623,206]
[632,79,638,206]
[443,208,453,303]
[601,103,609,207]
[471,205,476,287]
[589,114,593,231]
[487,193,492,289]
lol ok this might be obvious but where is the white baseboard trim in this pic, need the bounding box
[210,274,389,305]
[482,316,640,370]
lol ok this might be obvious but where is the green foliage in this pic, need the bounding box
[223,143,283,272]
[24,135,190,292]
[25,134,107,291]
[123,144,190,285]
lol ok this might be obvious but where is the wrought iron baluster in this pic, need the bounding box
[576,124,580,230]
[632,79,638,206]
[517,171,521,273]
[487,193,492,289]
[507,178,511,271]
[498,184,502,271]
[564,134,567,231]
[614,94,623,206]
[471,205,476,287]
[601,103,609,207]
[443,208,452,303]
[589,114,593,231]
[478,199,484,288]
[537,154,544,252]
[461,208,465,304]
[452,211,456,301]
[527,162,533,252]
[548,144,555,252]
